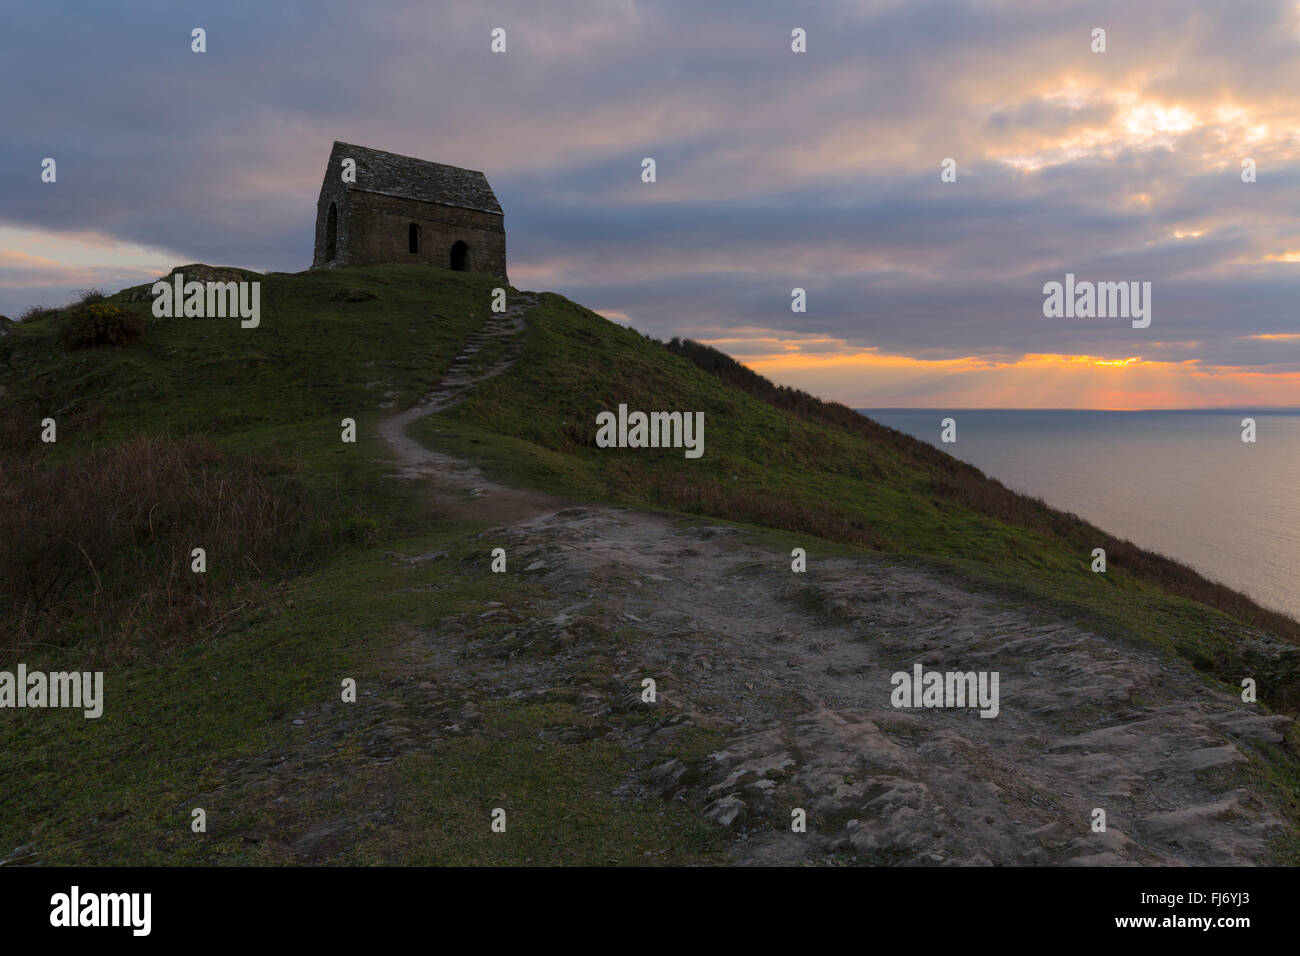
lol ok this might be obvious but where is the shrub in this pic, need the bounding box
[18,304,56,322]
[58,303,146,350]
[72,288,106,307]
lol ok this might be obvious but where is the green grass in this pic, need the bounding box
[362,698,723,866]
[2,525,722,864]
[411,292,1298,709]
[2,264,1298,865]
[0,267,735,864]
[2,265,497,470]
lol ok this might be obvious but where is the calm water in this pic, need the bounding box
[861,409,1300,620]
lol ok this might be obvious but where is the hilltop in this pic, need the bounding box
[1,265,1297,865]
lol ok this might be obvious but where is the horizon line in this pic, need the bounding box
[855,405,1300,412]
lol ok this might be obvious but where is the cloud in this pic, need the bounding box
[0,225,179,311]
[3,0,1299,406]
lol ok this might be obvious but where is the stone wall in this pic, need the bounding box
[313,188,507,280]
[312,170,351,269]
[348,192,507,278]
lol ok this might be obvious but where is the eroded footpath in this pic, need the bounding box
[365,296,1297,865]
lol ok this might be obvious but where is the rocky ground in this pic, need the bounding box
[347,294,1299,865]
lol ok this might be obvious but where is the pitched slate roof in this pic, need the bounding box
[331,141,503,215]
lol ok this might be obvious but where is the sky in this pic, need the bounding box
[3,0,1299,408]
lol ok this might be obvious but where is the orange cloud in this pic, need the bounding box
[741,344,1298,409]
[0,226,180,291]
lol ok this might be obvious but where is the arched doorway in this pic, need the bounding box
[450,241,469,271]
[408,223,421,254]
[325,203,337,261]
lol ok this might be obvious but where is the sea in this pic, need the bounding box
[860,409,1300,621]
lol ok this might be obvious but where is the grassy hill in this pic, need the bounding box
[413,293,1300,695]
[1,264,1297,864]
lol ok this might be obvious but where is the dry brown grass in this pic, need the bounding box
[0,435,314,662]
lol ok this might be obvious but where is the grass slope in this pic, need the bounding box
[414,293,1299,709]
[1,265,1296,864]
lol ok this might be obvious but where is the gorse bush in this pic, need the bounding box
[58,303,146,350]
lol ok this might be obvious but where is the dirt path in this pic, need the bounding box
[377,291,571,524]
[375,296,1295,866]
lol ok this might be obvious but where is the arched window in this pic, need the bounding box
[325,203,337,260]
[408,223,421,254]
[450,240,469,271]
